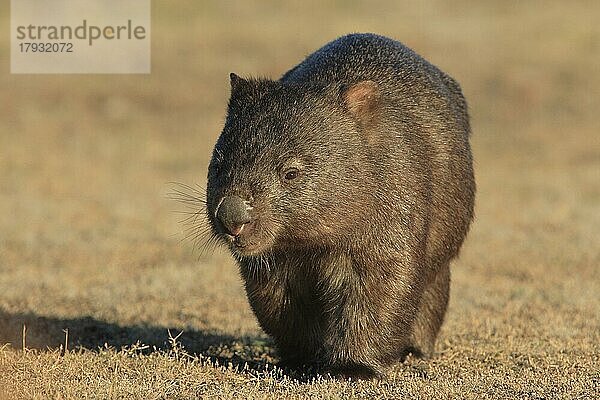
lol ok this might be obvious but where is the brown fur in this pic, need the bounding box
[205,33,475,378]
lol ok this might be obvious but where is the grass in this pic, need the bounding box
[1,0,599,398]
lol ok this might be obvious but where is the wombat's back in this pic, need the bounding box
[283,34,461,104]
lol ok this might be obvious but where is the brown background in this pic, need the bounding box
[0,1,598,398]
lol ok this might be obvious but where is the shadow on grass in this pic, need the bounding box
[0,308,291,377]
[0,309,387,381]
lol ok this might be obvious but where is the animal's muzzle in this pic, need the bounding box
[216,195,251,237]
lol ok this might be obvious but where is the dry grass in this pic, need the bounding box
[1,1,599,398]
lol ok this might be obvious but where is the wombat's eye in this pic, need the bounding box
[282,167,300,182]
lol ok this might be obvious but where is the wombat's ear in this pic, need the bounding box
[342,81,381,124]
[229,73,248,92]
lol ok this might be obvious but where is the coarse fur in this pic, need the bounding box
[206,33,475,378]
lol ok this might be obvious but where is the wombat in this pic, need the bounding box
[206,33,475,378]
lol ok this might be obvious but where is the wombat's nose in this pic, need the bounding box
[216,195,251,236]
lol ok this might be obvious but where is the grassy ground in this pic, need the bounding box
[1,1,599,398]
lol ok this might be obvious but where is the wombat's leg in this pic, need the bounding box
[321,260,429,378]
[409,260,450,357]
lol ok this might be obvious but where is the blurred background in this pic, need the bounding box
[0,0,598,373]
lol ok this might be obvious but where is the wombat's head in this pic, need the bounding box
[207,73,380,257]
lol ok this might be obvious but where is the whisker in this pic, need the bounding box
[167,181,217,257]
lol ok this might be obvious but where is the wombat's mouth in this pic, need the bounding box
[226,235,271,257]
[215,221,274,257]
